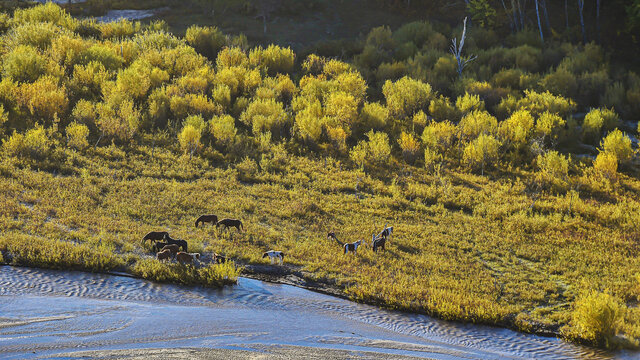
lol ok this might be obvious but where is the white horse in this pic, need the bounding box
[263,250,285,265]
[343,239,363,254]
[377,224,393,241]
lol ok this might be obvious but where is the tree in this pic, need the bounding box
[450,17,476,78]
[535,0,544,43]
[463,134,501,175]
[600,129,633,164]
[578,0,587,44]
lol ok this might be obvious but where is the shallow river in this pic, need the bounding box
[0,266,634,359]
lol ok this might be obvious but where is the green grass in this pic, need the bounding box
[1,143,639,348]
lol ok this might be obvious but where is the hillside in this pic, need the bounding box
[0,2,639,350]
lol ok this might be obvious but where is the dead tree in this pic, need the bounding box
[450,17,476,79]
[578,0,587,44]
[535,0,544,43]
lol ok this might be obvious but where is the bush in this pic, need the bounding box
[583,108,619,143]
[295,99,324,142]
[593,152,618,181]
[539,68,578,99]
[383,76,433,119]
[95,97,142,143]
[209,114,237,146]
[535,111,566,143]
[498,110,534,147]
[216,46,249,69]
[65,122,89,150]
[240,98,288,136]
[463,134,501,173]
[429,96,460,122]
[249,45,295,76]
[467,0,497,28]
[537,151,569,188]
[458,110,498,140]
[456,93,485,115]
[398,131,421,163]
[422,120,456,153]
[600,129,633,164]
[2,45,47,83]
[570,291,624,348]
[179,124,202,157]
[360,102,389,131]
[350,130,391,169]
[185,25,226,59]
[13,3,77,29]
[17,75,68,121]
[323,91,358,136]
[79,44,124,72]
[498,90,576,119]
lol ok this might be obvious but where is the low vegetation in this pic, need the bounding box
[0,2,639,350]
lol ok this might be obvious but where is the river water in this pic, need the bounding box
[0,266,633,359]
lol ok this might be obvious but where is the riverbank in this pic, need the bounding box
[0,265,619,359]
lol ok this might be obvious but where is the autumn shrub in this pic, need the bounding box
[593,152,619,181]
[498,110,534,148]
[463,134,501,173]
[240,98,288,136]
[212,84,232,109]
[398,131,421,164]
[537,151,569,189]
[16,75,68,121]
[359,102,389,131]
[185,25,227,59]
[295,99,324,143]
[583,108,619,143]
[458,110,498,140]
[13,2,77,30]
[383,76,433,119]
[2,45,47,83]
[429,95,460,122]
[216,46,249,69]
[65,122,89,150]
[455,93,485,115]
[209,114,237,146]
[350,130,391,169]
[422,120,456,154]
[323,91,358,136]
[569,291,625,348]
[249,45,295,76]
[600,129,633,164]
[539,68,578,99]
[535,111,566,144]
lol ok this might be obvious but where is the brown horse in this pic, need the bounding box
[343,240,363,255]
[143,231,168,243]
[195,214,218,228]
[216,218,243,231]
[161,244,180,257]
[156,249,172,261]
[176,251,200,265]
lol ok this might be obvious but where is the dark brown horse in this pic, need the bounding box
[213,253,227,264]
[195,214,218,228]
[143,231,169,243]
[343,240,363,254]
[161,244,180,257]
[216,218,243,231]
[157,249,172,261]
[153,241,170,252]
[372,234,386,253]
[163,234,188,252]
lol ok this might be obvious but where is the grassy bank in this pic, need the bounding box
[1,144,639,348]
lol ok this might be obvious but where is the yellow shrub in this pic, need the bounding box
[600,129,633,163]
[383,76,433,119]
[593,152,618,181]
[499,110,534,147]
[398,131,421,163]
[535,111,566,142]
[463,134,501,173]
[65,122,89,150]
[456,93,485,115]
[17,75,68,121]
[179,124,202,156]
[295,99,324,142]
[570,291,624,348]
[537,151,569,187]
[185,25,226,59]
[240,98,288,136]
[2,45,46,83]
[209,114,237,145]
[458,110,498,140]
[249,45,295,76]
[216,47,249,69]
[422,120,456,153]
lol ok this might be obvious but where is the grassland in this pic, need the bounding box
[1,141,639,348]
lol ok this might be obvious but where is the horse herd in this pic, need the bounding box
[328,224,394,255]
[144,214,394,266]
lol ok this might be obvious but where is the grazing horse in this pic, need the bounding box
[161,244,180,257]
[372,234,386,253]
[143,231,168,243]
[327,231,344,246]
[163,234,188,252]
[343,240,363,254]
[195,214,218,228]
[156,249,172,261]
[216,218,243,232]
[176,251,200,265]
[213,253,227,264]
[377,225,393,241]
[262,250,285,265]
[153,241,170,252]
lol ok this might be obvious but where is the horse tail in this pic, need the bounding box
[195,219,199,227]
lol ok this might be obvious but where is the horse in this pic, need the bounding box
[216,218,243,232]
[213,253,227,264]
[377,225,393,241]
[163,234,188,252]
[195,214,218,228]
[143,231,168,243]
[262,250,285,265]
[156,249,172,262]
[372,234,386,253]
[343,240,363,254]
[153,241,170,252]
[176,251,200,265]
[327,231,344,246]
[161,244,180,257]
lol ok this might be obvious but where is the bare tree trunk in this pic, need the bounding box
[501,0,515,32]
[565,0,569,30]
[596,0,601,44]
[541,0,551,34]
[578,0,587,44]
[535,0,544,43]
